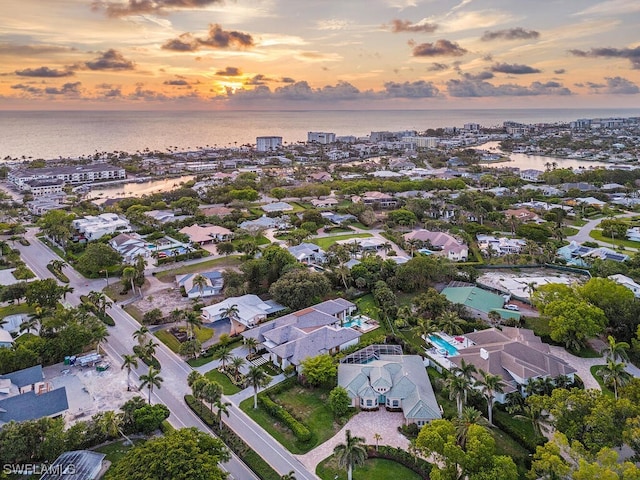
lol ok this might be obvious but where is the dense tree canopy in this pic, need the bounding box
[76,243,122,277]
[269,269,331,311]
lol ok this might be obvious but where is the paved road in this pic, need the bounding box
[567,211,638,248]
[17,229,319,480]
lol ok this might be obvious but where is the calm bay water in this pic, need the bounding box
[2,108,640,160]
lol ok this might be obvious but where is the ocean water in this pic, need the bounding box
[2,108,640,160]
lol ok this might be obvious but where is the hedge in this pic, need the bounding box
[79,295,115,326]
[493,409,544,452]
[133,345,161,370]
[367,445,431,479]
[258,395,312,442]
[156,250,207,265]
[184,395,281,480]
[46,264,70,283]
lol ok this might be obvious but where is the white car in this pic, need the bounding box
[504,304,520,311]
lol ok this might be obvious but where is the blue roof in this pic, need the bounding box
[0,387,69,424]
[0,365,43,389]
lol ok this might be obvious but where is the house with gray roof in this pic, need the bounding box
[201,294,285,332]
[239,215,290,231]
[242,299,359,370]
[176,271,224,298]
[288,243,326,264]
[262,202,294,213]
[449,327,576,403]
[338,348,441,427]
[41,450,106,480]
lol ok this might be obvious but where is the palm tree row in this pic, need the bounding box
[598,335,632,399]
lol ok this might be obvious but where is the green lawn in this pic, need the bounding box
[351,222,372,230]
[561,226,579,237]
[96,438,145,479]
[255,234,271,246]
[205,368,241,395]
[310,233,373,250]
[155,255,242,283]
[590,365,615,398]
[590,229,640,250]
[524,316,551,340]
[0,303,34,318]
[194,326,214,344]
[155,330,181,353]
[317,456,422,480]
[123,304,145,323]
[240,384,352,454]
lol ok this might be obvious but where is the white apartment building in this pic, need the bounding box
[476,234,526,255]
[256,136,283,152]
[72,213,131,241]
[402,136,438,148]
[8,164,126,190]
[308,132,336,144]
[23,179,64,196]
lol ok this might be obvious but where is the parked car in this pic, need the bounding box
[504,304,520,311]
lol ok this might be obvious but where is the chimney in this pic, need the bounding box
[480,348,489,360]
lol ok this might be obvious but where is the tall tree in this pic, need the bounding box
[333,429,367,480]
[214,399,231,431]
[122,266,137,295]
[132,325,149,345]
[597,359,632,399]
[192,274,208,298]
[139,366,163,404]
[247,365,271,409]
[121,354,138,391]
[601,335,630,363]
[475,369,504,426]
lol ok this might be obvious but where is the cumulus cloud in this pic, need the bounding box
[280,77,295,83]
[410,39,467,57]
[215,66,242,76]
[428,63,449,71]
[447,79,571,97]
[163,79,190,86]
[383,80,440,98]
[389,19,438,33]
[162,24,254,52]
[481,27,540,41]
[554,69,566,74]
[85,50,135,70]
[569,46,640,69]
[462,71,494,80]
[245,74,272,85]
[0,43,75,56]
[14,66,74,77]
[93,0,224,18]
[605,76,639,94]
[45,82,81,95]
[491,62,541,74]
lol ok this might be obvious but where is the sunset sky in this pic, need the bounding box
[2,0,639,110]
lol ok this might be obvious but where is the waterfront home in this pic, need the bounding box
[72,213,131,241]
[519,169,544,183]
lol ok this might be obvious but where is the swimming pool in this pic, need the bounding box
[428,334,458,356]
[343,316,364,328]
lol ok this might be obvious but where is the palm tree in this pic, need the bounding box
[244,336,259,356]
[217,345,233,370]
[475,369,504,426]
[202,380,222,413]
[373,433,382,452]
[140,338,158,361]
[413,318,439,346]
[122,266,137,295]
[597,359,632,399]
[455,406,484,449]
[121,354,138,391]
[185,311,203,340]
[230,356,246,382]
[48,259,67,272]
[192,274,208,299]
[139,366,163,404]
[94,324,109,354]
[445,374,468,417]
[59,285,74,300]
[453,358,477,405]
[280,472,296,480]
[247,365,271,409]
[220,304,240,335]
[333,429,368,480]
[437,311,465,336]
[601,335,630,363]
[132,326,149,345]
[214,399,231,431]
[515,404,550,440]
[169,308,184,325]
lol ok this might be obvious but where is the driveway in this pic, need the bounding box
[296,410,409,472]
[547,346,605,390]
[567,211,638,250]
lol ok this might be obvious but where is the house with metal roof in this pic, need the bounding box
[41,450,106,480]
[242,299,359,370]
[338,348,441,427]
[262,202,294,213]
[440,285,520,321]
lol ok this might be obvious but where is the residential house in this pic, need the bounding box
[352,191,397,209]
[307,172,333,182]
[476,235,526,255]
[574,197,606,208]
[176,271,224,298]
[0,329,14,349]
[503,208,542,224]
[262,202,294,213]
[311,197,339,208]
[288,243,326,264]
[239,215,290,231]
[627,227,640,242]
[201,294,286,332]
[559,182,597,192]
[519,169,544,182]
[72,213,131,241]
[336,237,387,252]
[199,205,234,217]
[144,210,190,224]
[338,346,441,426]
[321,212,357,225]
[41,450,106,480]
[609,274,640,297]
[449,327,576,402]
[0,365,69,426]
[179,224,233,244]
[403,229,468,261]
[440,285,520,321]
[242,299,359,370]
[109,233,152,263]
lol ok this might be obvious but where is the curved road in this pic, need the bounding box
[567,211,638,250]
[17,228,318,480]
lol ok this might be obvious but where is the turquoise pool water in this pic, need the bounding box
[428,335,458,356]
[344,317,363,328]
